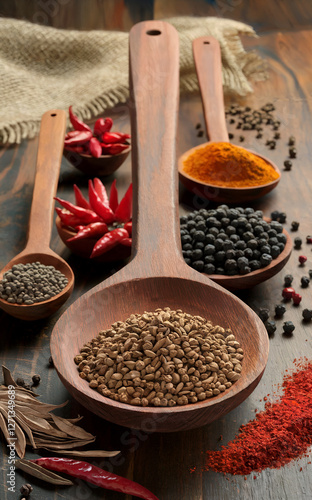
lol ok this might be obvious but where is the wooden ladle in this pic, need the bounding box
[178,36,281,204]
[50,21,269,432]
[0,110,74,321]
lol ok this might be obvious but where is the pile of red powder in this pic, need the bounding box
[202,358,312,475]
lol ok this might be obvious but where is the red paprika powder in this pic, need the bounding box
[201,358,312,475]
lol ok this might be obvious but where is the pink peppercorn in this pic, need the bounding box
[292,293,302,305]
[282,287,295,300]
[299,255,307,265]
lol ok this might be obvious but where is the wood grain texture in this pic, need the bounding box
[0,110,74,320]
[1,3,312,500]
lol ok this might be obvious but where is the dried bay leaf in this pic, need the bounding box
[14,412,36,449]
[16,459,74,486]
[39,448,121,458]
[50,413,94,440]
[2,366,17,387]
[0,406,26,458]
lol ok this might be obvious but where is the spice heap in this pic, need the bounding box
[74,308,243,407]
[201,358,312,475]
[0,366,119,459]
[0,262,68,304]
[56,178,132,259]
[180,206,286,275]
[182,142,279,188]
[64,106,130,157]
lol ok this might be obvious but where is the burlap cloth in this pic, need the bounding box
[0,17,266,144]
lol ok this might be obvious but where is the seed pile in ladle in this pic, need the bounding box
[75,308,243,407]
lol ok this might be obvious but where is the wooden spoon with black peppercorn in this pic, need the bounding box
[178,36,281,204]
[0,110,74,321]
[50,21,269,433]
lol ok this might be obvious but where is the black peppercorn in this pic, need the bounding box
[284,274,293,286]
[256,133,263,139]
[258,308,270,322]
[197,130,204,137]
[275,304,286,318]
[48,355,54,367]
[16,377,25,387]
[239,135,245,142]
[278,212,287,223]
[289,147,297,158]
[302,308,312,321]
[301,276,310,288]
[284,160,292,171]
[283,321,295,335]
[20,483,33,496]
[229,133,234,139]
[265,320,276,335]
[309,269,312,279]
[291,221,299,231]
[288,136,295,146]
[32,374,41,386]
[294,237,302,249]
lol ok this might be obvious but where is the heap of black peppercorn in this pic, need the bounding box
[180,205,286,276]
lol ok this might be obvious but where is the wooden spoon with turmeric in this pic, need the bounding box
[178,36,281,204]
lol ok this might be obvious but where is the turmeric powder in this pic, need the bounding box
[182,142,279,188]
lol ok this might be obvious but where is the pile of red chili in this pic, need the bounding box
[201,358,312,475]
[55,178,132,258]
[64,106,130,157]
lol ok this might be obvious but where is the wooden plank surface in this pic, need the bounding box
[1,2,312,499]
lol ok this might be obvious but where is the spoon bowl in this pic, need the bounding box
[0,110,74,321]
[50,21,269,432]
[178,37,281,204]
[63,145,131,177]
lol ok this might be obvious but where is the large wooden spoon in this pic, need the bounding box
[178,36,281,203]
[50,21,269,432]
[0,110,74,321]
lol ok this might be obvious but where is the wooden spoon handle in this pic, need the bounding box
[25,110,66,253]
[129,21,184,271]
[193,36,229,143]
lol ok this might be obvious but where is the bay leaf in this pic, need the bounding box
[14,411,36,449]
[16,459,74,486]
[39,448,121,458]
[0,406,26,458]
[50,413,94,440]
[2,366,17,387]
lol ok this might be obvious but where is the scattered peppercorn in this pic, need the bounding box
[282,287,295,301]
[275,304,286,318]
[301,276,310,288]
[288,136,296,146]
[270,211,286,223]
[283,160,292,171]
[20,483,33,497]
[299,255,307,265]
[16,378,25,387]
[302,308,312,321]
[265,320,276,336]
[289,147,297,158]
[229,133,234,139]
[283,321,295,335]
[256,133,263,139]
[197,130,204,137]
[306,235,312,244]
[274,132,280,140]
[258,308,270,322]
[32,374,41,386]
[294,237,302,249]
[292,293,302,305]
[291,221,299,231]
[195,123,201,129]
[269,140,276,150]
[284,274,293,286]
[309,270,312,279]
[239,136,245,142]
[48,356,54,367]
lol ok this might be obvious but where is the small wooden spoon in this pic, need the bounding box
[50,21,269,432]
[0,110,74,321]
[178,36,281,204]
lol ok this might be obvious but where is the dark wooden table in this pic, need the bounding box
[1,2,312,499]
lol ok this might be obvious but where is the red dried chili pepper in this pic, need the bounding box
[73,184,91,210]
[123,221,132,236]
[31,458,158,500]
[109,179,119,212]
[199,358,312,476]
[69,106,92,133]
[120,237,132,247]
[102,131,130,144]
[105,143,130,155]
[63,145,85,154]
[93,177,109,207]
[67,222,108,242]
[55,207,83,229]
[94,117,113,136]
[54,197,103,224]
[65,130,83,139]
[91,228,129,258]
[88,180,115,223]
[115,183,133,222]
[64,130,93,146]
[89,137,102,158]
